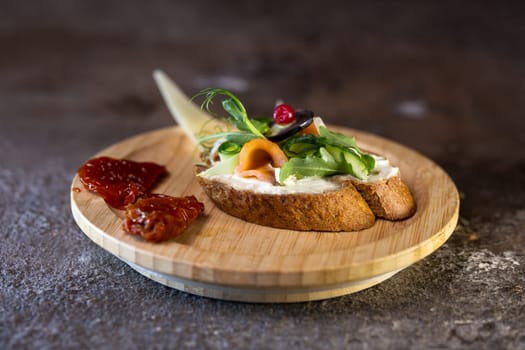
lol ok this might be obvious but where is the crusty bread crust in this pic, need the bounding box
[196,165,416,231]
[351,174,416,220]
[197,175,376,231]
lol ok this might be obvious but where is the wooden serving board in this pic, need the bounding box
[70,126,459,303]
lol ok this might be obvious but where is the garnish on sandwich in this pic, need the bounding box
[195,88,376,184]
[192,88,416,231]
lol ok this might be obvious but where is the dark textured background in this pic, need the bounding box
[1,1,524,349]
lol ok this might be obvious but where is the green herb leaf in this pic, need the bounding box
[324,144,369,180]
[195,88,264,138]
[250,117,273,135]
[362,154,376,170]
[342,151,370,180]
[194,88,377,182]
[218,141,242,161]
[318,126,358,149]
[319,147,336,163]
[279,156,341,183]
[197,131,248,144]
[225,133,259,145]
[279,134,324,158]
[320,126,375,177]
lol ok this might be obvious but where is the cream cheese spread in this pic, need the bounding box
[201,155,399,194]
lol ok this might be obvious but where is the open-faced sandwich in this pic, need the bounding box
[192,88,416,231]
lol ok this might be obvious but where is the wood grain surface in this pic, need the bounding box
[70,126,459,302]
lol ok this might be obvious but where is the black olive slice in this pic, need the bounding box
[266,110,314,142]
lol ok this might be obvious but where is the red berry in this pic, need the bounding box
[273,104,296,124]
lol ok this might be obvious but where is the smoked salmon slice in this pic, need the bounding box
[236,138,288,183]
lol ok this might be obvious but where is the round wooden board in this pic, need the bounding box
[70,126,459,303]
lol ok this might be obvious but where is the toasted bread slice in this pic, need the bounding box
[197,175,376,231]
[351,173,416,220]
[153,74,415,231]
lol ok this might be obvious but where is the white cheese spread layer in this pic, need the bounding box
[207,174,342,194]
[201,155,399,194]
[364,156,399,183]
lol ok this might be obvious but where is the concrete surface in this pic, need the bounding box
[1,1,524,349]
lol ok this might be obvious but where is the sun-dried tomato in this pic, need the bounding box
[77,156,167,209]
[123,194,204,242]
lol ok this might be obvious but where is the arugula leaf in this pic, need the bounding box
[324,145,370,180]
[319,126,375,177]
[250,117,273,135]
[279,134,324,158]
[279,156,341,183]
[361,153,376,170]
[342,151,370,180]
[279,138,374,181]
[318,126,358,149]
[319,147,336,163]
